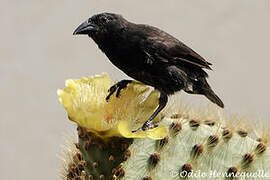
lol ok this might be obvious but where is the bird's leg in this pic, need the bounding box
[132,92,168,132]
[106,79,133,101]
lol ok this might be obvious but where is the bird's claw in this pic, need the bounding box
[116,87,122,98]
[106,85,118,101]
[105,80,132,101]
[131,123,159,133]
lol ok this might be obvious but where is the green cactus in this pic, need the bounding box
[121,116,270,180]
[62,116,270,180]
[58,74,270,180]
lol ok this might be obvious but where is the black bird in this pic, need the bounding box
[73,13,224,131]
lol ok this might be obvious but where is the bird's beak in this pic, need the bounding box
[73,20,97,35]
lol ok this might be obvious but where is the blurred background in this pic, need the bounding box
[1,0,270,179]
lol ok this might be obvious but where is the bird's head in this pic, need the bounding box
[73,13,125,39]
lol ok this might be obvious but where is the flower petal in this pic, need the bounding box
[58,73,167,139]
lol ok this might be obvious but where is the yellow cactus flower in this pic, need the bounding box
[57,73,167,139]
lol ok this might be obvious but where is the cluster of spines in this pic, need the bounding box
[177,115,268,179]
[75,126,133,180]
[225,141,267,179]
[65,150,88,180]
[170,117,220,178]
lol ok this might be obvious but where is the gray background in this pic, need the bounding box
[1,0,269,179]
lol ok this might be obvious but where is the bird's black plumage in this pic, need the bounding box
[73,13,224,131]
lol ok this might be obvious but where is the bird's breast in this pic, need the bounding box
[98,38,146,71]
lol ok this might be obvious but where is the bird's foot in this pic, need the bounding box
[106,80,133,101]
[131,123,159,133]
[132,92,168,133]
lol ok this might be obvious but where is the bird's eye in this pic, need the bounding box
[100,16,108,23]
[100,16,113,24]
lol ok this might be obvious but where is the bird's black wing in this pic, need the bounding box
[138,25,212,70]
